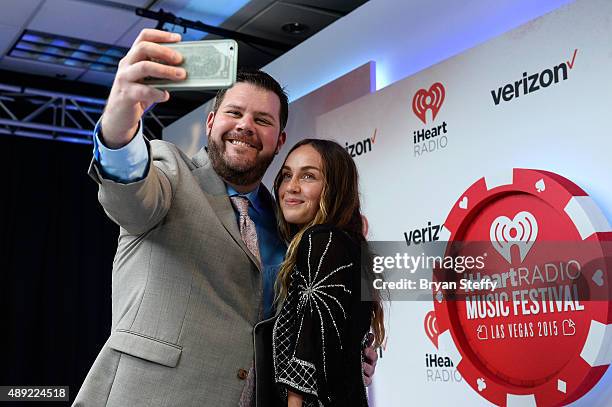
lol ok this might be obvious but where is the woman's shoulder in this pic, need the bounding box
[301,224,354,239]
[298,224,359,252]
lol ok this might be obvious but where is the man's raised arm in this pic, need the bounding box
[90,29,187,234]
[101,29,184,148]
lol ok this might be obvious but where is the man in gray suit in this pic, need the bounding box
[74,29,376,406]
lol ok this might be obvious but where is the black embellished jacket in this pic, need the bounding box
[271,224,372,407]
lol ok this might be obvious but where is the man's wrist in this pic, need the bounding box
[92,120,149,183]
[98,123,139,150]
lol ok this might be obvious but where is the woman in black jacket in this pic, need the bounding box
[270,139,385,407]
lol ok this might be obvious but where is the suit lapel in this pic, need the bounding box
[192,148,262,272]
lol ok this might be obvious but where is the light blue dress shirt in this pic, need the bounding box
[92,121,149,182]
[93,122,285,317]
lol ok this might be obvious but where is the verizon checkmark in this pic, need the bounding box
[370,128,377,144]
[567,49,578,69]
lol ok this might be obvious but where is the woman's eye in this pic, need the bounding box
[302,173,315,180]
[281,173,291,180]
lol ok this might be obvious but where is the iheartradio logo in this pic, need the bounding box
[412,82,445,124]
[490,211,538,263]
[424,310,439,348]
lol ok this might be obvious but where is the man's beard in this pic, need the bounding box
[207,132,276,187]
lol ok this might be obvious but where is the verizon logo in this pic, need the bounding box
[344,128,377,158]
[491,49,578,106]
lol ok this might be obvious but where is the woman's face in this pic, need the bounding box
[278,144,324,226]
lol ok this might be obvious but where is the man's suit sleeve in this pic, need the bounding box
[88,137,180,236]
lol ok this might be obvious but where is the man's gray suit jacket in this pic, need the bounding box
[74,139,266,406]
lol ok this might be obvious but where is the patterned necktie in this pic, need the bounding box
[230,195,262,267]
[231,196,260,407]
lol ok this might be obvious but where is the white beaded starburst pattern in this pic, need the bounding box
[273,230,353,405]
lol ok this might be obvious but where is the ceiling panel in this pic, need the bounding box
[109,0,152,6]
[114,17,157,47]
[0,0,43,26]
[28,0,141,44]
[283,0,368,15]
[0,25,22,56]
[0,56,85,80]
[157,0,252,27]
[144,0,254,42]
[238,2,338,43]
[78,69,115,87]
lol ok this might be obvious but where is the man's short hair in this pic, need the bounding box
[213,69,289,131]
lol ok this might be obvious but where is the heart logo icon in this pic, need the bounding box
[535,178,546,193]
[562,319,576,336]
[458,196,468,210]
[490,211,538,263]
[477,377,487,392]
[476,325,488,341]
[424,310,439,348]
[592,269,604,287]
[412,82,445,124]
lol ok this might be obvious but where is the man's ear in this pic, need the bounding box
[205,111,215,136]
[275,131,287,154]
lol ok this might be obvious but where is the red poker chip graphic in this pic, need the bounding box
[433,168,612,406]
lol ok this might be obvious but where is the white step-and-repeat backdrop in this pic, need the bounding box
[315,0,612,405]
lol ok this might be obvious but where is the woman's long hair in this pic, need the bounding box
[273,138,385,348]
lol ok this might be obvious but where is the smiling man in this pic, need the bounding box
[74,29,376,407]
[206,81,285,192]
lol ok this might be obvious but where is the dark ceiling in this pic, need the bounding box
[0,0,368,142]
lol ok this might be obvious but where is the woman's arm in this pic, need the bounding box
[288,390,303,407]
